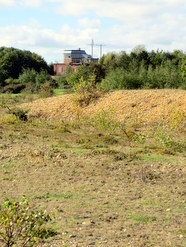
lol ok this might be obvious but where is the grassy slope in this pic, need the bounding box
[0,91,185,247]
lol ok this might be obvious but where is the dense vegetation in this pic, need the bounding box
[65,46,186,90]
[0,47,53,94]
[0,46,185,95]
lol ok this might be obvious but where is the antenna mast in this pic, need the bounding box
[88,40,105,59]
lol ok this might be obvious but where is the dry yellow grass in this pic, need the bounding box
[23,89,186,124]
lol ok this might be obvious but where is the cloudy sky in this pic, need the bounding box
[0,0,185,63]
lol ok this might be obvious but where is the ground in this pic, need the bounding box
[0,89,185,247]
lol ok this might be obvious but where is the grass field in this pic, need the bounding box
[0,91,185,247]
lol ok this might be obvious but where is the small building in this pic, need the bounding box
[53,48,92,76]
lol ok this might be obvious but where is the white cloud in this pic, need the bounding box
[56,0,185,20]
[0,0,185,62]
[0,0,43,7]
[78,18,100,28]
[0,21,99,62]
[20,0,43,7]
[0,0,14,7]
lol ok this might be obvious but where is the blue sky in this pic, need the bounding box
[0,0,185,63]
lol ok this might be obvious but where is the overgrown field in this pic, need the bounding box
[0,90,185,247]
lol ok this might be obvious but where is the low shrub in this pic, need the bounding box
[0,196,56,247]
[0,84,25,94]
[7,107,28,121]
[73,75,100,107]
[38,81,54,98]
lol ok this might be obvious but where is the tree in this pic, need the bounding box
[132,44,146,55]
[0,47,51,82]
[18,68,37,84]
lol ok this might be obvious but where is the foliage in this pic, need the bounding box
[38,81,54,98]
[98,48,185,90]
[18,69,37,85]
[35,70,51,88]
[181,58,186,89]
[0,84,26,94]
[100,68,142,91]
[3,104,29,121]
[0,46,185,92]
[90,108,119,132]
[66,62,104,87]
[73,75,100,107]
[153,125,184,153]
[0,47,50,81]
[0,196,55,247]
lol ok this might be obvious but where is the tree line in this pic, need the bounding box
[64,46,186,90]
[0,46,185,94]
[0,47,54,93]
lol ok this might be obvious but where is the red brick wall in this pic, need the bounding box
[53,63,80,75]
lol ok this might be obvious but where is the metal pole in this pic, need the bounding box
[91,39,94,58]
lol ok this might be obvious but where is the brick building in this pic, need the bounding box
[53,49,92,75]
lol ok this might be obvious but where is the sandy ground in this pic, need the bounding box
[23,89,186,125]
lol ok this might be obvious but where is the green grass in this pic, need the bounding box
[36,193,85,200]
[53,88,72,96]
[128,213,157,223]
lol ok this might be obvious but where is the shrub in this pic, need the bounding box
[36,70,51,88]
[90,108,119,132]
[0,196,56,247]
[73,75,100,107]
[39,81,54,98]
[100,68,142,91]
[18,69,37,84]
[0,84,25,94]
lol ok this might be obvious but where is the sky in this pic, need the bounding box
[0,0,185,64]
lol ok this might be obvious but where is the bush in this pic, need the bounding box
[36,70,51,88]
[39,81,54,98]
[8,107,28,121]
[18,69,37,84]
[73,75,100,107]
[0,196,56,247]
[0,84,25,93]
[100,68,142,91]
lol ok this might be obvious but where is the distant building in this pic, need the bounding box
[53,48,92,76]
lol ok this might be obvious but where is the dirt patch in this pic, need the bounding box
[1,89,185,246]
[23,89,186,124]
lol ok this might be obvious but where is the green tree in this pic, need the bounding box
[18,69,37,84]
[0,47,51,82]
[35,70,51,88]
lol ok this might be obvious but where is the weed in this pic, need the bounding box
[153,125,184,153]
[76,137,90,145]
[138,166,161,183]
[178,228,186,235]
[104,134,118,144]
[0,114,17,125]
[132,132,147,144]
[168,108,185,131]
[128,213,157,223]
[114,152,127,161]
[90,108,119,132]
[37,193,84,200]
[45,146,67,160]
[9,108,28,121]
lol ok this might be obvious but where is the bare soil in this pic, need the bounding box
[0,89,186,247]
[23,89,186,124]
